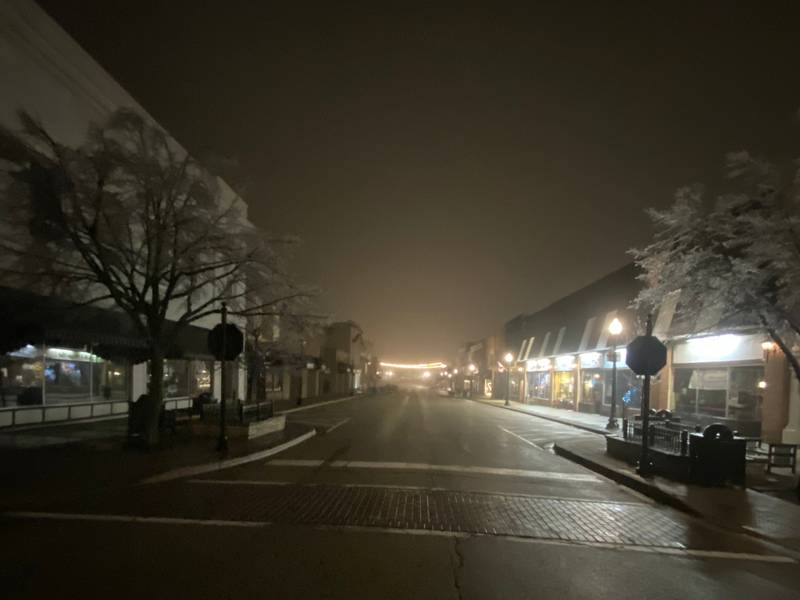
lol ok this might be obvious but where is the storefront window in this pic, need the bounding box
[616,370,641,410]
[102,360,128,401]
[674,366,762,420]
[527,371,551,403]
[1,345,43,406]
[189,360,213,397]
[554,371,576,406]
[163,359,189,398]
[581,371,604,411]
[728,367,763,420]
[2,345,130,405]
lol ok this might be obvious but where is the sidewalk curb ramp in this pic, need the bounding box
[139,427,316,485]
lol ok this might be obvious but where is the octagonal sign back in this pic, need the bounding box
[625,335,667,376]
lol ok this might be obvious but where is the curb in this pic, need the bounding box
[278,395,358,415]
[552,443,702,517]
[471,399,609,436]
[139,427,316,485]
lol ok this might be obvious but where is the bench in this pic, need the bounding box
[159,405,199,433]
[766,443,798,474]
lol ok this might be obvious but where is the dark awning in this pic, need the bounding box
[0,286,215,362]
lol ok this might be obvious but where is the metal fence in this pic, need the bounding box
[623,419,690,456]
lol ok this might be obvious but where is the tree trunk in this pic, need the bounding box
[142,347,165,449]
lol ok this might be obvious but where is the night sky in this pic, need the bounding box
[38,1,800,362]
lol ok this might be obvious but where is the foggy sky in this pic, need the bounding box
[38,1,800,362]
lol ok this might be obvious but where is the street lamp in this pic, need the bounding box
[503,352,514,406]
[468,363,477,398]
[606,317,623,430]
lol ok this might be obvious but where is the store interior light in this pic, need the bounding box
[687,334,741,358]
[761,341,777,352]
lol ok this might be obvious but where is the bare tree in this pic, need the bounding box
[0,109,312,446]
[630,150,800,383]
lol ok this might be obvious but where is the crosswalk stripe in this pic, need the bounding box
[265,459,601,482]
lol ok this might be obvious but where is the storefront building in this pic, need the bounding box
[505,263,797,442]
[0,286,240,429]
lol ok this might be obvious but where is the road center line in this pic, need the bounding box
[326,417,351,433]
[265,459,601,483]
[499,426,545,451]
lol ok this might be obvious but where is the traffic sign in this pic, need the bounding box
[208,323,244,361]
[625,335,667,376]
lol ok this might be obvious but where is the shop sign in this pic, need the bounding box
[603,348,627,369]
[526,358,552,371]
[45,347,103,363]
[579,352,602,369]
[555,355,576,371]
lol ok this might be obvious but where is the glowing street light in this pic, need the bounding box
[422,371,431,379]
[467,364,477,398]
[503,352,514,406]
[607,317,624,430]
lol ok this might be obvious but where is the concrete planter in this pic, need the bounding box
[192,414,286,440]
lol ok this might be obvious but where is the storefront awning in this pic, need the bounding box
[0,286,217,362]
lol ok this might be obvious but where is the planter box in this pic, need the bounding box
[606,436,692,482]
[192,414,286,440]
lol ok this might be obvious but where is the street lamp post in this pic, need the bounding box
[468,364,476,398]
[503,352,514,406]
[606,317,623,430]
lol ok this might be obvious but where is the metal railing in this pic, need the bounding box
[623,418,690,456]
[0,399,129,429]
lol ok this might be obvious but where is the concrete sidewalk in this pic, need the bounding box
[0,417,315,510]
[476,397,800,553]
[473,398,611,434]
[553,435,800,553]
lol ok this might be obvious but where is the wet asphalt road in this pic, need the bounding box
[2,387,799,599]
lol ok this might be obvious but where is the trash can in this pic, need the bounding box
[689,424,746,486]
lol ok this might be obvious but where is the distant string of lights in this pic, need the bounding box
[379,361,448,370]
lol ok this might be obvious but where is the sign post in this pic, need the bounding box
[625,314,667,477]
[208,303,244,453]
